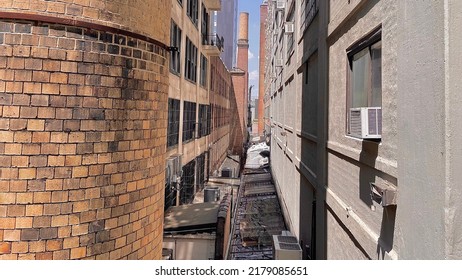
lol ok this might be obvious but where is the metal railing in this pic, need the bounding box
[202,33,224,52]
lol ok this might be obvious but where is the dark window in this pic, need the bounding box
[300,0,318,33]
[185,37,197,82]
[183,101,196,142]
[180,160,195,204]
[164,173,177,210]
[196,153,206,191]
[198,104,211,138]
[200,54,208,87]
[187,0,198,26]
[167,98,180,148]
[170,20,182,75]
[201,4,209,44]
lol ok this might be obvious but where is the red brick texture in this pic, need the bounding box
[0,3,169,260]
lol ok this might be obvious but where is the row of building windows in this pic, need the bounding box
[186,0,199,26]
[212,104,230,128]
[210,64,230,99]
[170,20,209,88]
[167,99,212,148]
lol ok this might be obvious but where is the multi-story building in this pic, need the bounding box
[213,0,238,70]
[0,0,170,259]
[165,0,235,209]
[264,0,462,259]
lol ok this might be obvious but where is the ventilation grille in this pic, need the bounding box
[349,107,382,139]
[277,236,298,243]
[279,243,302,250]
[349,109,362,136]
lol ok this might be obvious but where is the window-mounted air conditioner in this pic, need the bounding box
[349,107,382,139]
[275,58,284,67]
[284,22,294,34]
[276,0,286,10]
[166,155,182,184]
[272,234,302,260]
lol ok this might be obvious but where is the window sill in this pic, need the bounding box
[170,69,181,77]
[185,78,197,85]
[345,134,382,144]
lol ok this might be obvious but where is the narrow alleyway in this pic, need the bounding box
[228,167,286,260]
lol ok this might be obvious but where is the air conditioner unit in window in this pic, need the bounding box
[275,58,284,67]
[166,154,182,184]
[349,107,382,139]
[276,0,286,10]
[272,234,302,260]
[284,22,294,33]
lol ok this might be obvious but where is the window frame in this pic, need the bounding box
[170,20,182,75]
[346,27,382,137]
[200,53,208,87]
[187,0,199,27]
[167,98,181,148]
[185,37,198,83]
[182,101,197,142]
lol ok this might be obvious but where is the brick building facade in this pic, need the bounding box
[0,0,170,260]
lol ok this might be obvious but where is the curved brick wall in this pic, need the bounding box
[0,2,169,260]
[0,0,169,42]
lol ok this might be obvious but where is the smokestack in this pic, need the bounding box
[238,12,249,42]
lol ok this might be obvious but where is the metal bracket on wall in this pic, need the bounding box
[370,182,397,209]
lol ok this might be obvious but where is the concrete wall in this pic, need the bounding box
[265,0,462,260]
[326,0,398,260]
[264,0,318,258]
[0,0,169,259]
[396,0,462,260]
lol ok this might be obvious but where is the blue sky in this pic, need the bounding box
[238,0,262,98]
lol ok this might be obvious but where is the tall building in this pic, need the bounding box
[264,0,462,259]
[165,0,236,210]
[0,0,170,259]
[214,0,238,70]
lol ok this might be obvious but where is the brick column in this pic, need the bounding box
[0,0,170,260]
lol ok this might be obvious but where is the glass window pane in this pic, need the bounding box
[370,41,382,107]
[351,48,370,108]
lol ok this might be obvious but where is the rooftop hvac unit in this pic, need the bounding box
[166,154,182,184]
[275,58,284,67]
[272,234,302,260]
[276,0,286,10]
[221,168,232,178]
[349,107,382,139]
[284,22,294,34]
[204,187,220,202]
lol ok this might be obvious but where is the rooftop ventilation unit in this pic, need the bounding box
[221,168,233,178]
[349,107,382,139]
[272,233,302,260]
